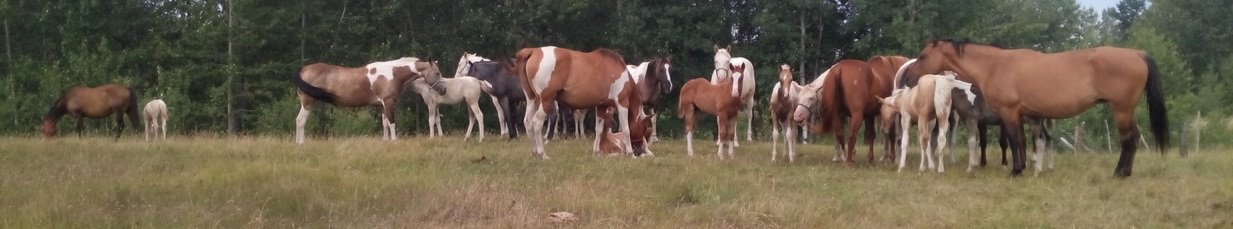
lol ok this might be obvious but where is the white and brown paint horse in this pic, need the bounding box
[626,57,674,154]
[409,76,488,141]
[515,46,644,159]
[143,99,168,141]
[293,57,444,143]
[711,46,757,144]
[770,64,808,162]
[679,63,746,159]
[877,73,975,173]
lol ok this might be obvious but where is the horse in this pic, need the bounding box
[679,63,746,159]
[42,84,141,139]
[626,57,674,154]
[292,57,444,144]
[711,46,757,144]
[770,64,807,162]
[596,106,653,156]
[408,76,487,141]
[461,56,527,139]
[908,39,1168,177]
[867,55,912,160]
[143,99,168,141]
[793,59,893,165]
[515,46,644,159]
[877,73,975,172]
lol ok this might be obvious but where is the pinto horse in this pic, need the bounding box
[515,46,644,159]
[627,57,674,153]
[711,46,757,144]
[42,84,141,139]
[293,57,444,144]
[679,63,746,159]
[770,64,808,162]
[143,99,168,141]
[909,39,1168,177]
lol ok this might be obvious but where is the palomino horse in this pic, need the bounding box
[461,56,528,139]
[679,63,746,159]
[293,57,444,143]
[877,73,975,172]
[42,84,141,139]
[143,99,168,141]
[711,46,757,144]
[909,39,1167,177]
[770,64,808,162]
[515,46,644,159]
[409,76,487,141]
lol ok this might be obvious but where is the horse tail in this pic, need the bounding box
[292,74,337,104]
[676,85,694,119]
[127,88,141,130]
[514,48,536,98]
[1143,55,1169,153]
[479,80,495,94]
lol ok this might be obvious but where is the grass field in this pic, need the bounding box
[1,136,1230,228]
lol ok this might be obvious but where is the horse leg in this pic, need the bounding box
[425,104,436,139]
[114,112,124,140]
[473,100,485,142]
[161,115,167,140]
[1000,114,1028,177]
[1113,108,1140,177]
[968,119,982,172]
[937,114,951,173]
[523,98,540,157]
[897,114,911,172]
[491,95,508,137]
[978,122,990,167]
[650,112,660,143]
[296,105,311,144]
[385,102,398,141]
[616,105,635,156]
[1031,122,1045,176]
[772,116,781,162]
[684,109,696,157]
[844,115,865,165]
[745,101,755,142]
[863,117,877,163]
[75,115,85,138]
[144,115,152,141]
[919,118,933,172]
[787,121,797,162]
[592,108,605,155]
[574,108,586,139]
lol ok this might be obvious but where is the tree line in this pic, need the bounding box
[1,0,1230,146]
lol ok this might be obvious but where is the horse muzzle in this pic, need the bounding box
[793,105,811,122]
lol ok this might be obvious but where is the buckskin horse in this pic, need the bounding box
[909,39,1167,177]
[292,57,444,144]
[515,46,644,159]
[679,63,746,159]
[42,84,141,139]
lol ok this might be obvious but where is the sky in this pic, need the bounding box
[1077,0,1120,10]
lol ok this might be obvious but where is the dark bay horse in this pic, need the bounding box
[292,57,444,143]
[515,46,644,159]
[42,84,141,139]
[679,63,746,159]
[910,39,1168,177]
[464,57,527,139]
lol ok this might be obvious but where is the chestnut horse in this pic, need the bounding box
[515,46,643,159]
[679,63,746,159]
[711,46,757,144]
[293,57,444,143]
[143,99,168,141]
[909,39,1167,177]
[42,84,141,139]
[867,56,911,160]
[794,59,896,165]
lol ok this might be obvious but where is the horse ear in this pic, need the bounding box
[726,44,732,51]
[713,44,719,51]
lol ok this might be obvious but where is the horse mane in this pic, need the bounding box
[929,38,1009,57]
[44,96,67,121]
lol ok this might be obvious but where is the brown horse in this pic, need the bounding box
[909,39,1168,177]
[794,59,894,165]
[679,63,746,159]
[867,55,911,160]
[42,84,141,139]
[515,46,644,159]
[770,64,808,162]
[629,57,674,146]
[292,57,444,144]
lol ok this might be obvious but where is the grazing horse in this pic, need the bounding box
[143,99,168,141]
[770,64,807,162]
[515,46,644,159]
[293,57,444,144]
[679,63,746,159]
[711,46,757,144]
[462,56,527,139]
[627,57,674,153]
[909,39,1168,177]
[409,77,487,141]
[877,73,975,172]
[42,84,141,139]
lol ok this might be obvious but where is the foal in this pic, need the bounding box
[679,63,746,159]
[770,64,806,162]
[143,99,168,141]
[409,76,486,141]
[878,73,975,173]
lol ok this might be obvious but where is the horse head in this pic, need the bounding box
[779,64,794,92]
[655,58,673,93]
[713,45,732,78]
[914,39,967,79]
[730,63,746,98]
[417,59,447,94]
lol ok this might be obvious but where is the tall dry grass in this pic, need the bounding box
[0,136,1229,228]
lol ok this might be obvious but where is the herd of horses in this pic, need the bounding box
[38,39,1169,178]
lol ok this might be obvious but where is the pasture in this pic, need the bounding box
[1,136,1229,228]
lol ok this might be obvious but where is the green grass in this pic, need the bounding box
[1,136,1230,228]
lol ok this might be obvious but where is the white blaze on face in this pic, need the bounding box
[532,47,557,93]
[730,71,743,97]
[662,63,673,89]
